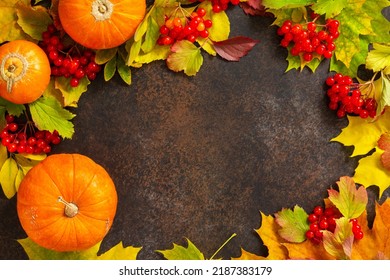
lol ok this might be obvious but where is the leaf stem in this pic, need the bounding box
[209,233,237,260]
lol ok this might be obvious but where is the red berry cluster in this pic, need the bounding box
[349,218,364,240]
[157,8,213,46]
[306,206,342,244]
[325,73,377,119]
[0,114,61,154]
[39,24,101,87]
[189,0,240,13]
[277,19,340,61]
[306,205,364,244]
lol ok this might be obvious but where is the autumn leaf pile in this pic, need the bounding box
[1,0,390,259]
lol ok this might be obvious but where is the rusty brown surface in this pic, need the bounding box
[0,9,375,260]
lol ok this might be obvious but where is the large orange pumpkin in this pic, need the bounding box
[17,154,118,252]
[58,0,147,50]
[0,40,51,104]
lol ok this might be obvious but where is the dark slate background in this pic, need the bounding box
[0,6,388,260]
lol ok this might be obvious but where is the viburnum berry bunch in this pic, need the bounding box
[305,205,364,244]
[0,114,61,154]
[325,73,377,119]
[277,18,340,62]
[39,24,101,87]
[157,7,213,46]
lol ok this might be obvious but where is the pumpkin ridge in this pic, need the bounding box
[72,171,98,203]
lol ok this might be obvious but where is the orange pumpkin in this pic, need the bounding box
[17,154,118,252]
[0,40,51,104]
[58,0,147,50]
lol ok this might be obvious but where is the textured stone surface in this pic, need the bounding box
[0,9,372,260]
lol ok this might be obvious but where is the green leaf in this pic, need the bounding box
[134,10,150,42]
[29,96,75,139]
[135,45,170,64]
[328,176,368,219]
[55,76,90,108]
[157,238,205,260]
[0,157,18,199]
[379,73,390,116]
[117,55,132,85]
[312,0,348,18]
[141,15,159,53]
[95,48,118,65]
[167,40,203,76]
[104,56,117,82]
[362,0,390,44]
[16,1,52,41]
[126,38,142,66]
[14,153,45,175]
[366,43,390,72]
[274,205,309,243]
[334,4,373,68]
[0,97,25,117]
[262,0,315,9]
[18,239,142,260]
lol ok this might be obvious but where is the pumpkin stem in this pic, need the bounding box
[58,196,79,218]
[0,52,28,93]
[91,0,114,21]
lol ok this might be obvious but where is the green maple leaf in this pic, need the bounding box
[166,40,203,76]
[328,176,368,219]
[28,96,75,139]
[366,43,390,73]
[157,238,205,260]
[333,6,373,69]
[16,1,52,41]
[312,0,348,18]
[274,205,309,243]
[18,239,141,260]
[362,0,390,44]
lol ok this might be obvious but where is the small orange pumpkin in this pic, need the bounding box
[17,154,118,252]
[58,0,147,50]
[0,40,51,104]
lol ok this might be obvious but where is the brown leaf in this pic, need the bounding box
[378,132,390,170]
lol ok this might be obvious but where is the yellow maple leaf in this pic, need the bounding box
[331,110,390,157]
[351,200,390,259]
[283,240,335,260]
[332,110,390,197]
[233,212,289,260]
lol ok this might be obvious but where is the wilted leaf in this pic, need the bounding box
[29,96,75,139]
[157,238,205,260]
[55,76,90,108]
[18,239,141,260]
[167,40,203,76]
[213,36,259,62]
[15,1,52,41]
[274,205,309,243]
[328,176,368,219]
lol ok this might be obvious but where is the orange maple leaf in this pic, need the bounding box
[351,200,390,259]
